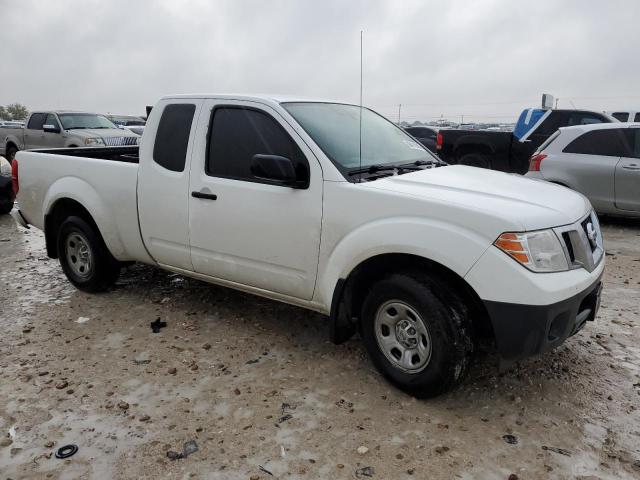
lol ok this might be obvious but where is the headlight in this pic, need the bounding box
[494,229,569,273]
[84,137,105,146]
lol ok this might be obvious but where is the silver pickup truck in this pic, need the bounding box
[0,111,139,160]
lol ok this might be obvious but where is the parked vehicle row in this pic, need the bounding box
[0,111,139,161]
[106,114,146,135]
[436,108,614,173]
[526,122,640,216]
[11,94,604,397]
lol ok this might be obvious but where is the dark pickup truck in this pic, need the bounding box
[436,109,614,174]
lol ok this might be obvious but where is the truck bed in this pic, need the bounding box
[14,146,152,264]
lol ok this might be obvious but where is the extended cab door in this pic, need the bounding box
[137,100,202,270]
[188,100,323,300]
[23,113,47,148]
[615,127,640,212]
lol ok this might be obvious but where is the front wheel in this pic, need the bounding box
[57,216,120,292]
[360,273,473,398]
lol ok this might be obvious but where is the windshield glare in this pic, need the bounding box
[283,102,437,174]
[59,113,118,130]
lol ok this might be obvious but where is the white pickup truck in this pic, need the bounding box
[11,94,605,397]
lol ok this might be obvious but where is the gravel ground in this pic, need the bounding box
[1,213,639,480]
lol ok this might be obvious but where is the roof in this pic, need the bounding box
[160,93,354,106]
[559,121,640,132]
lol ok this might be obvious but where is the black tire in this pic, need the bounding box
[0,193,13,215]
[6,145,18,162]
[57,216,120,292]
[458,153,490,169]
[360,272,474,398]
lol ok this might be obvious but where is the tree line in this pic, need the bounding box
[0,103,29,121]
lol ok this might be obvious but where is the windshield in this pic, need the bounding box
[283,102,439,175]
[59,113,118,130]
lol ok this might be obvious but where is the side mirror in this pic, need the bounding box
[43,124,60,134]
[250,154,308,188]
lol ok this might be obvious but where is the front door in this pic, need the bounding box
[42,113,63,148]
[188,100,323,300]
[615,127,640,212]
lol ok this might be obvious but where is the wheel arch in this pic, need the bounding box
[44,197,109,259]
[329,253,493,345]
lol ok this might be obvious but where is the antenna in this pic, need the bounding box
[359,30,363,183]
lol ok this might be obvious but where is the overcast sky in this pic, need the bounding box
[1,0,638,123]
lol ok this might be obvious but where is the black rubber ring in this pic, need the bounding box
[55,444,78,459]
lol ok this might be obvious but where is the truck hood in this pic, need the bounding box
[365,165,591,231]
[70,128,139,138]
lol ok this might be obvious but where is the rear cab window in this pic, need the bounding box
[152,103,196,172]
[612,112,629,122]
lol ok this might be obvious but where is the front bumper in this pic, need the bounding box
[484,273,603,365]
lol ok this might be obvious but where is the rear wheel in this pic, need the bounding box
[0,191,13,214]
[57,216,120,292]
[360,273,474,398]
[458,153,490,169]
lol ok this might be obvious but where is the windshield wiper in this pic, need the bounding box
[67,127,87,129]
[347,163,427,176]
[399,159,447,168]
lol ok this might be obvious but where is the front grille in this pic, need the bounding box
[103,136,139,146]
[554,211,603,273]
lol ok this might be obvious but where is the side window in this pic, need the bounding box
[44,113,60,129]
[206,107,307,183]
[27,113,46,130]
[566,112,607,127]
[612,112,629,122]
[563,129,629,157]
[634,113,640,122]
[531,111,565,136]
[152,103,196,172]
[623,128,640,158]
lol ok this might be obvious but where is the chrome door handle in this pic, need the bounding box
[622,164,640,170]
[191,191,217,200]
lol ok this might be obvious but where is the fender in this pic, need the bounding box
[43,176,128,259]
[315,216,492,310]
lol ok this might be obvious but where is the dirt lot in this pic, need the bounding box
[1,213,639,480]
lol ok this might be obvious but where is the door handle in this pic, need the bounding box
[622,164,640,170]
[191,191,217,200]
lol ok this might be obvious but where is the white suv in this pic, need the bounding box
[526,123,640,216]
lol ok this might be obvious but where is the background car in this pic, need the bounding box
[526,122,640,216]
[605,110,640,122]
[106,115,146,135]
[403,125,439,152]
